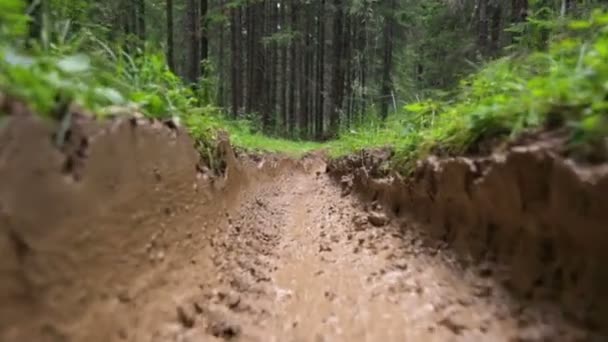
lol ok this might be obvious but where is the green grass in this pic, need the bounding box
[229,127,323,156]
[326,10,608,170]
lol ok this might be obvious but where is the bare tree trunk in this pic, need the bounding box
[288,0,299,135]
[489,2,502,55]
[510,0,528,44]
[137,0,146,40]
[344,12,353,127]
[230,6,243,117]
[166,0,175,71]
[200,0,209,76]
[269,0,279,131]
[478,0,489,54]
[358,7,368,121]
[280,1,289,134]
[26,0,43,43]
[328,0,344,136]
[186,0,201,84]
[299,2,311,138]
[379,0,396,120]
[245,3,255,113]
[217,0,226,106]
[315,0,326,139]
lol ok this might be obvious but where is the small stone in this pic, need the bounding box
[324,291,337,301]
[226,293,241,309]
[438,317,467,335]
[472,284,492,298]
[368,212,390,227]
[118,328,128,339]
[117,290,131,303]
[177,305,195,328]
[208,321,241,339]
[394,260,408,271]
[477,263,493,278]
[319,244,332,253]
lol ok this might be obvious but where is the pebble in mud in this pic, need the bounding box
[207,320,241,340]
[176,305,196,328]
[367,211,390,227]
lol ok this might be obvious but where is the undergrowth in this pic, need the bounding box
[328,10,608,170]
[0,2,316,156]
[2,3,607,164]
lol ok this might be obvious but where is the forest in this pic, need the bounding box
[4,1,608,341]
[1,0,608,161]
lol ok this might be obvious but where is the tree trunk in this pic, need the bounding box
[230,6,243,117]
[358,7,368,121]
[344,12,353,126]
[217,0,226,106]
[186,0,201,84]
[27,0,43,43]
[489,2,502,55]
[510,0,528,44]
[280,1,289,134]
[327,0,344,136]
[315,0,326,139]
[137,0,146,40]
[200,0,209,76]
[379,0,396,120]
[477,0,489,54]
[166,0,175,71]
[245,3,255,113]
[299,2,310,139]
[288,0,299,135]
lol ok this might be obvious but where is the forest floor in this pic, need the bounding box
[138,158,594,342]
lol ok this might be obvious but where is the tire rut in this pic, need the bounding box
[185,167,595,341]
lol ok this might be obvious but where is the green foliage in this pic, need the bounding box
[330,11,608,170]
[0,0,316,156]
[0,0,27,40]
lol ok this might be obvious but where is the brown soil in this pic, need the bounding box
[329,146,608,340]
[0,108,606,341]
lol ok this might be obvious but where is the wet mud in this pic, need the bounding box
[329,145,608,339]
[1,107,606,341]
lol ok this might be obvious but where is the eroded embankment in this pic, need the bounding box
[0,104,309,341]
[328,143,608,334]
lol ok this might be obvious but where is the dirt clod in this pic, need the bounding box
[177,305,196,328]
[207,320,241,340]
[368,212,390,227]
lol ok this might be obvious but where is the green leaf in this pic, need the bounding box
[96,87,125,104]
[2,48,34,67]
[57,54,90,73]
[569,20,592,30]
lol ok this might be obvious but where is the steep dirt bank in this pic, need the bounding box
[0,106,304,341]
[328,143,608,336]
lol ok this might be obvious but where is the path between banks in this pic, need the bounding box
[148,164,588,341]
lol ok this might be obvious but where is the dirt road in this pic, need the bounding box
[145,162,594,342]
[1,111,606,342]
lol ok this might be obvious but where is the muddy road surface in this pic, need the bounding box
[0,112,604,341]
[166,166,595,342]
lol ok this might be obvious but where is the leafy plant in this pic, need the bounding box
[330,10,608,170]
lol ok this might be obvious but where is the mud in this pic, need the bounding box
[1,107,606,341]
[329,145,608,337]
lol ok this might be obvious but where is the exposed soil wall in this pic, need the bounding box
[0,107,303,341]
[328,146,608,333]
